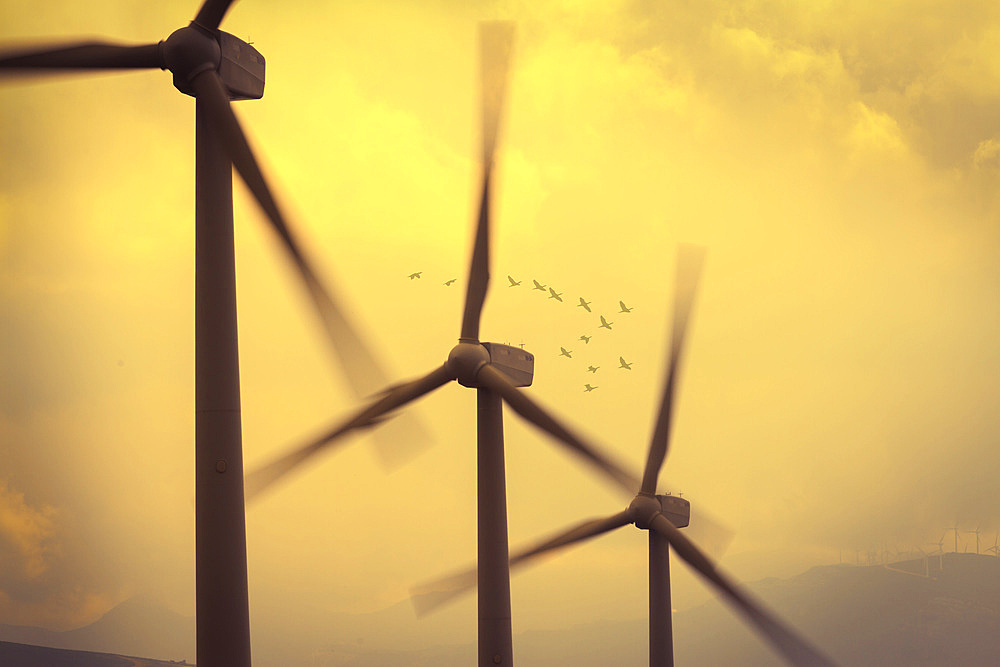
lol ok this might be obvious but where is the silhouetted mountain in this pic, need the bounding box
[5,555,999,665]
[673,552,1000,666]
[0,640,190,667]
[0,596,193,664]
[294,553,1000,666]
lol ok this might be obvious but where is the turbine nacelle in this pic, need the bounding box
[447,341,534,388]
[481,342,533,387]
[161,24,264,100]
[627,493,690,530]
[658,493,690,529]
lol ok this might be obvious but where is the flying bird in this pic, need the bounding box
[577,297,592,312]
[508,275,521,287]
[586,365,599,373]
[548,288,564,302]
[619,356,633,370]
[579,334,591,344]
[583,384,598,392]
[618,300,633,313]
[559,347,573,358]
[443,278,457,286]
[532,280,547,291]
[599,315,613,330]
[409,272,422,280]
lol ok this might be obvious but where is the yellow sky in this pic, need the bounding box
[3,0,1000,659]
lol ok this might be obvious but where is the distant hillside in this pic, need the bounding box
[0,596,193,665]
[0,640,191,667]
[3,553,998,665]
[296,552,1000,666]
[673,552,1000,666]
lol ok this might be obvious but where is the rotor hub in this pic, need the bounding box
[446,342,491,387]
[627,493,663,530]
[160,24,221,96]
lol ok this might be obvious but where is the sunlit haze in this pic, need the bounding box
[2,0,1000,661]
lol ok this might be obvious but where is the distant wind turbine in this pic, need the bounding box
[967,525,982,554]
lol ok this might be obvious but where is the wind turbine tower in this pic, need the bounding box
[968,525,982,555]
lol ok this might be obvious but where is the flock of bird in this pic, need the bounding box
[409,272,638,392]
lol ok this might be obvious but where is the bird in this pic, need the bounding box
[508,275,521,287]
[583,384,598,392]
[409,272,422,279]
[619,356,633,370]
[579,334,591,344]
[444,278,457,286]
[618,300,633,313]
[586,365,599,373]
[559,347,573,358]
[548,288,564,302]
[577,297,592,312]
[599,315,613,330]
[532,279,547,291]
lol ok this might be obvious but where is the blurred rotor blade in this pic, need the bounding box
[459,22,515,342]
[362,372,437,471]
[188,69,391,399]
[245,364,454,501]
[0,41,162,72]
[649,514,835,667]
[193,0,237,30]
[477,363,639,494]
[686,504,735,561]
[640,243,706,496]
[368,410,434,471]
[412,510,630,616]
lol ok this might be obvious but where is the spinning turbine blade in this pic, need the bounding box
[188,69,390,398]
[640,244,705,496]
[648,514,835,667]
[460,22,514,342]
[684,504,735,560]
[476,363,639,494]
[480,22,513,164]
[193,0,238,30]
[0,41,162,71]
[244,364,455,500]
[411,510,631,615]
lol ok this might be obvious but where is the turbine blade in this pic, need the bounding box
[477,363,639,494]
[0,42,162,72]
[648,514,835,667]
[193,0,237,30]
[685,504,735,561]
[640,244,706,495]
[244,364,455,500]
[188,69,391,399]
[411,510,630,615]
[459,22,515,342]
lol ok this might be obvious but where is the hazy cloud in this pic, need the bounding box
[0,479,57,583]
[5,0,1000,651]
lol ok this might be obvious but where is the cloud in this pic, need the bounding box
[0,477,129,630]
[972,137,1000,170]
[0,479,57,583]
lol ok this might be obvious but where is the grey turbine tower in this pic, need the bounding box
[0,1,403,665]
[243,23,644,667]
[411,245,836,667]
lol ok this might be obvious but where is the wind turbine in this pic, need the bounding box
[967,525,982,554]
[0,2,403,665]
[409,245,835,667]
[928,532,946,571]
[242,23,645,667]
